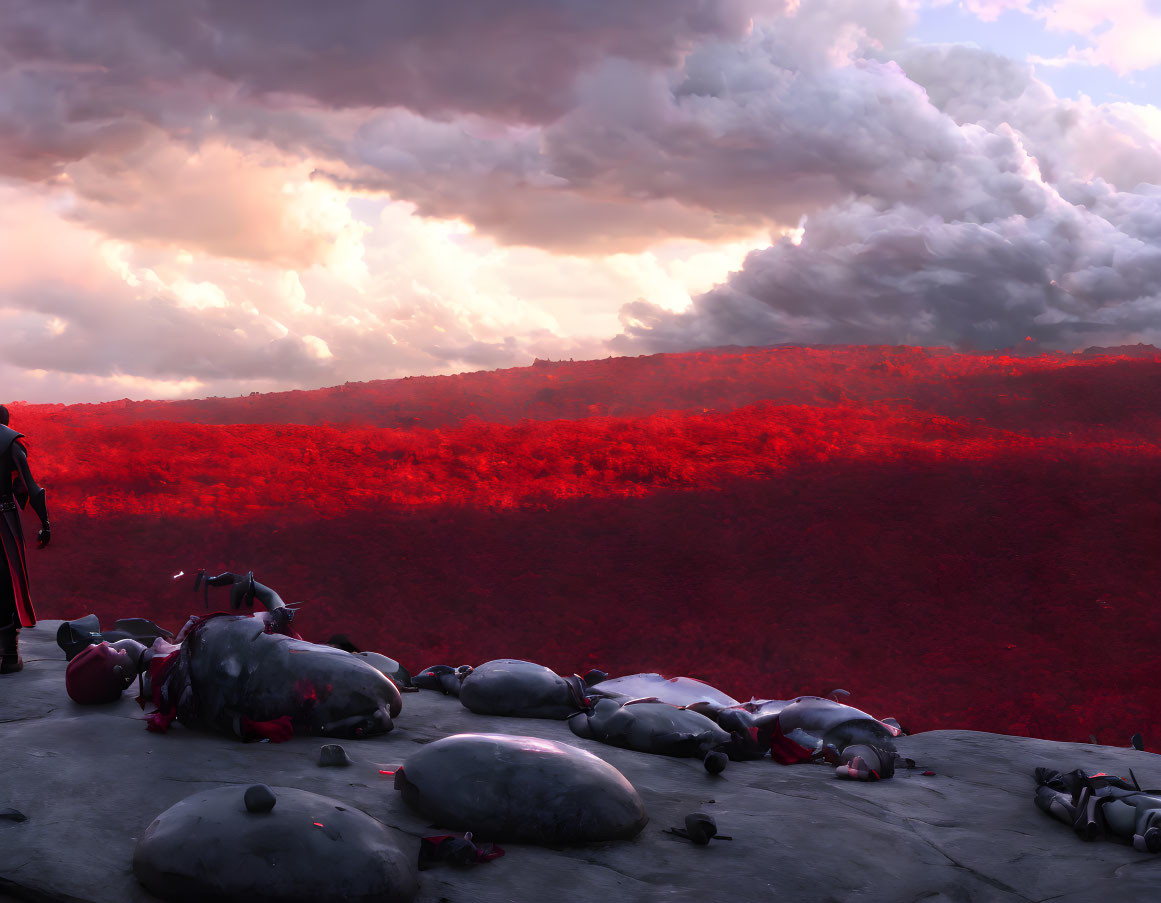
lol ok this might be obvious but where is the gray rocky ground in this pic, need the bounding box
[2,621,1160,902]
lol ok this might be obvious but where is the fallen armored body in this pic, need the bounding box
[1035,767,1161,853]
[414,664,473,696]
[691,695,904,762]
[148,609,402,740]
[568,697,732,773]
[63,571,403,742]
[160,570,402,740]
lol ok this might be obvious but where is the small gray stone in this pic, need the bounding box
[319,744,353,767]
[684,813,717,845]
[703,751,728,774]
[243,783,276,813]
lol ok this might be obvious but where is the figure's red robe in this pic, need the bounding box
[0,425,35,627]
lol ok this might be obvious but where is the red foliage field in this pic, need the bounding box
[9,344,1161,745]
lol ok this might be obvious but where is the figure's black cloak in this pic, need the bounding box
[0,425,34,628]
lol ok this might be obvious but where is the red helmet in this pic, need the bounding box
[65,641,136,705]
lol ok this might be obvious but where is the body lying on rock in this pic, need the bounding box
[1035,767,1161,853]
[59,571,405,742]
[412,665,743,718]
[150,610,403,741]
[413,664,473,696]
[414,662,904,775]
[569,697,732,773]
[689,695,904,762]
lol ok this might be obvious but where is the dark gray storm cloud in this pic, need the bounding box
[0,0,769,178]
[612,191,1161,352]
[608,25,1161,353]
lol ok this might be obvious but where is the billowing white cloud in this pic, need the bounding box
[1,0,1160,402]
[897,44,1161,189]
[611,17,1161,355]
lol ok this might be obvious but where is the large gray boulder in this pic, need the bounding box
[133,784,417,903]
[458,659,581,718]
[394,733,648,843]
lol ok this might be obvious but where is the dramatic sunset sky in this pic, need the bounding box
[2,0,1160,402]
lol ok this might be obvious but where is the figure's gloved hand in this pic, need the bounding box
[269,607,293,635]
[37,522,51,549]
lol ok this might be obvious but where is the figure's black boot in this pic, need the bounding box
[0,625,22,674]
[56,614,103,660]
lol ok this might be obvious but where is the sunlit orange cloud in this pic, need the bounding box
[0,141,771,403]
[61,131,357,269]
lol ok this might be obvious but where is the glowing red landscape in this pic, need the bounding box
[12,344,1161,745]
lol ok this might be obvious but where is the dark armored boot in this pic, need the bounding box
[56,614,173,661]
[56,614,103,660]
[0,625,22,673]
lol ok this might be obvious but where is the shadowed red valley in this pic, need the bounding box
[11,345,1160,746]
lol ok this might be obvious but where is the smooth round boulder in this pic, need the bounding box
[458,659,581,718]
[395,733,648,844]
[133,785,418,903]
